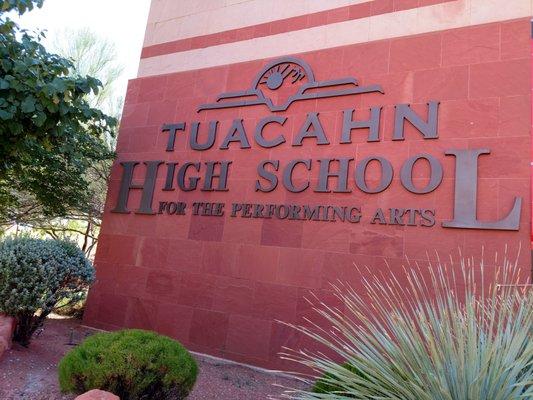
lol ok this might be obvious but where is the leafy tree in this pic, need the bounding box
[52,27,124,118]
[18,27,126,256]
[0,0,116,233]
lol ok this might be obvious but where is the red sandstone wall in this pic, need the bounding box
[84,17,532,370]
[0,314,14,359]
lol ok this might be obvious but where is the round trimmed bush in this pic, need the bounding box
[0,236,94,346]
[58,329,198,400]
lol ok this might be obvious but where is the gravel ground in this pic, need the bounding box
[0,317,305,400]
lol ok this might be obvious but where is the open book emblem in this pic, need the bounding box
[197,56,384,113]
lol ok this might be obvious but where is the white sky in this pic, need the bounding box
[16,0,152,97]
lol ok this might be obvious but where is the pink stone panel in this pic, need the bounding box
[441,24,500,66]
[75,390,119,400]
[189,309,229,349]
[225,315,272,360]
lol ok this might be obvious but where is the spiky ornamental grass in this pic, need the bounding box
[278,253,532,400]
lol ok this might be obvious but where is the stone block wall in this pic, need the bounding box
[0,314,14,359]
[84,0,533,370]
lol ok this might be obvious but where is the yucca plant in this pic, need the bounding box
[279,252,532,399]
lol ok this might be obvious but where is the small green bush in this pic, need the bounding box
[58,329,199,400]
[312,362,364,395]
[53,296,87,319]
[0,236,94,345]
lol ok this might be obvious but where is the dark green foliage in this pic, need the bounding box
[0,0,116,224]
[0,236,94,345]
[1,0,43,14]
[58,329,199,400]
[53,297,86,319]
[312,362,366,396]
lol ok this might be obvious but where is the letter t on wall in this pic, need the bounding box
[162,123,186,151]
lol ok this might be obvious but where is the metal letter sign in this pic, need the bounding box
[111,56,522,231]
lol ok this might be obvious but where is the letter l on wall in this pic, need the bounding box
[443,149,521,230]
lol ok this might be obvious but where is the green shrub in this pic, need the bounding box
[312,362,364,396]
[281,255,533,399]
[0,236,94,345]
[58,329,198,400]
[53,296,87,319]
